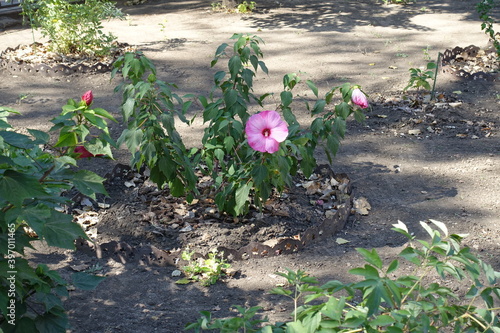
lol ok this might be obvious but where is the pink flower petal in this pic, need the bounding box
[270,122,288,142]
[264,138,280,153]
[245,110,289,153]
[351,88,369,109]
[248,134,267,152]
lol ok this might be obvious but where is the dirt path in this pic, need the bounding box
[1,0,499,331]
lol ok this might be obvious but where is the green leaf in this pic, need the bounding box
[311,100,326,115]
[28,129,50,145]
[356,248,383,269]
[118,128,143,153]
[72,272,106,290]
[285,321,308,333]
[234,182,252,216]
[399,247,421,265]
[269,287,292,296]
[326,134,340,157]
[228,56,243,80]
[19,204,52,237]
[251,165,268,186]
[320,296,345,321]
[169,177,185,197]
[349,264,380,279]
[258,60,268,75]
[280,91,293,108]
[92,107,117,122]
[214,42,228,58]
[0,170,47,206]
[391,220,413,239]
[386,259,399,275]
[306,80,318,97]
[335,102,351,119]
[43,211,88,249]
[54,131,78,148]
[370,314,395,327]
[35,307,68,333]
[71,170,108,198]
[122,97,136,121]
[0,131,33,149]
[224,89,238,109]
[426,62,437,69]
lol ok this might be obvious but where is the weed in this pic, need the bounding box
[177,249,231,286]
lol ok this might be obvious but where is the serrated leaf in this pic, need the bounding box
[356,248,383,269]
[234,182,251,216]
[0,130,34,149]
[251,165,268,186]
[71,272,106,290]
[370,314,395,327]
[43,211,88,249]
[28,129,50,145]
[228,56,242,81]
[54,131,78,148]
[0,170,47,206]
[70,170,107,200]
[35,309,69,333]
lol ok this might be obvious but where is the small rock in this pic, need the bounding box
[408,129,421,135]
[325,210,337,219]
[179,224,193,232]
[171,270,182,277]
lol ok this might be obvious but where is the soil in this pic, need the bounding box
[1,0,499,332]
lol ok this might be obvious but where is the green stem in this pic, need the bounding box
[430,52,441,102]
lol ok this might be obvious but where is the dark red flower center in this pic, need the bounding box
[262,128,271,137]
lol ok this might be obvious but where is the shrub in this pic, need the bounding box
[0,92,116,332]
[113,34,368,216]
[21,0,123,57]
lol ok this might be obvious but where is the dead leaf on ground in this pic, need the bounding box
[336,238,350,245]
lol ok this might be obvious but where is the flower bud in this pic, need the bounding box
[351,88,369,109]
[81,90,93,106]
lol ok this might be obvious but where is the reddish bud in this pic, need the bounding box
[81,90,93,106]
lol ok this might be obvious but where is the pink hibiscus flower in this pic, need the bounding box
[81,90,93,106]
[351,88,369,109]
[245,110,288,153]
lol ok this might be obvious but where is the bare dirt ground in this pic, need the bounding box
[1,0,499,332]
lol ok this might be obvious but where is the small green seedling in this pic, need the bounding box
[177,249,231,286]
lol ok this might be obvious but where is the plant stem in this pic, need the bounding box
[430,52,441,101]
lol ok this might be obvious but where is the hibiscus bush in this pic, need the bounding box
[114,33,368,216]
[0,92,114,332]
